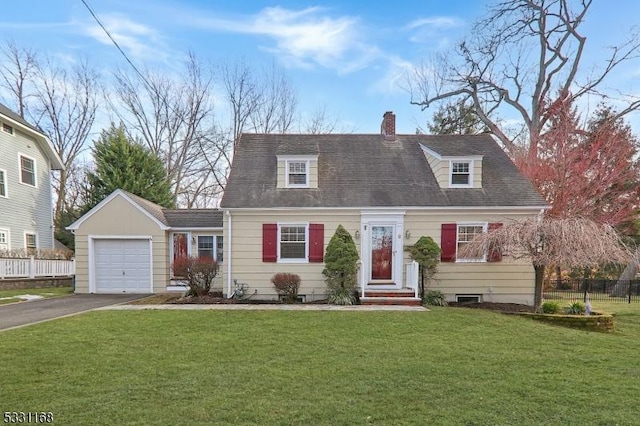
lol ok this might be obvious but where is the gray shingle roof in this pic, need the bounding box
[121,190,170,226]
[0,103,44,135]
[220,133,548,209]
[121,190,223,228]
[163,209,223,228]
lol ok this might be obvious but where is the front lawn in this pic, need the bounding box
[1,306,640,425]
[0,286,72,305]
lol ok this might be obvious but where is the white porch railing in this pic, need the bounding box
[405,261,419,299]
[0,257,75,279]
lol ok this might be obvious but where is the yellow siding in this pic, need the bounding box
[423,152,450,188]
[473,160,483,189]
[223,210,360,301]
[404,210,535,305]
[276,160,286,188]
[224,208,537,305]
[308,161,318,188]
[73,195,168,293]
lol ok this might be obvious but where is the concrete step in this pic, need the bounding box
[360,296,422,306]
[364,290,416,298]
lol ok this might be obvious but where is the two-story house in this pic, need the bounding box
[0,103,64,252]
[219,112,548,305]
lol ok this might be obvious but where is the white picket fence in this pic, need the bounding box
[0,257,75,279]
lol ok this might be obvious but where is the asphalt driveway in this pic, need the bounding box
[0,294,148,331]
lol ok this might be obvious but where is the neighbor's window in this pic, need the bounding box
[197,236,214,259]
[0,170,6,197]
[456,224,485,261]
[2,123,13,135]
[451,161,471,186]
[25,233,37,253]
[20,155,36,187]
[279,225,307,260]
[287,161,308,187]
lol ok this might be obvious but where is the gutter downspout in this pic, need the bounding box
[225,210,232,297]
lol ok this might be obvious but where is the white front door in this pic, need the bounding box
[360,212,405,290]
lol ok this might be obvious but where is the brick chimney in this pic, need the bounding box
[381,111,396,141]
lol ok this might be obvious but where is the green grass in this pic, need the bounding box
[0,286,72,305]
[2,308,640,425]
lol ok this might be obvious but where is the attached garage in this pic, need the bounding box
[92,238,152,293]
[68,189,224,294]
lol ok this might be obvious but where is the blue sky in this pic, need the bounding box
[2,0,639,134]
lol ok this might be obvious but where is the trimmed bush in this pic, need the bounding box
[172,256,219,297]
[408,236,441,297]
[542,301,561,314]
[271,273,301,303]
[424,290,447,306]
[323,225,359,305]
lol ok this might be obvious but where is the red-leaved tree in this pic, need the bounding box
[515,94,640,230]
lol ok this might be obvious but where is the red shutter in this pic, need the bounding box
[440,223,457,262]
[262,224,277,262]
[488,223,503,262]
[308,223,324,262]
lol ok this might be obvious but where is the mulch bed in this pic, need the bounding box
[447,302,536,313]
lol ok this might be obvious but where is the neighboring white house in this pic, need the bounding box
[0,103,64,252]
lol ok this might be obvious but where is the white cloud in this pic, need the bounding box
[188,6,380,73]
[405,16,464,44]
[81,14,170,63]
[369,55,415,96]
[406,17,462,30]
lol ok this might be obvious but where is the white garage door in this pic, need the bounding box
[93,239,151,293]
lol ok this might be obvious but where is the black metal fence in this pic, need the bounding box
[543,279,640,303]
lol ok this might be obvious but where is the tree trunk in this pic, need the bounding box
[534,265,545,309]
[612,248,640,296]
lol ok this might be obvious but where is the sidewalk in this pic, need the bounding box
[100,304,428,311]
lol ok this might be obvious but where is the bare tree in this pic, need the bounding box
[459,216,632,308]
[219,58,261,152]
[301,104,343,134]
[249,61,297,134]
[110,52,220,206]
[33,58,99,224]
[0,40,38,117]
[409,0,640,157]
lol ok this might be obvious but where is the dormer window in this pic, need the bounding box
[276,155,318,189]
[286,160,309,188]
[450,160,473,188]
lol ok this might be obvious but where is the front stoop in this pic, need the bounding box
[361,289,421,306]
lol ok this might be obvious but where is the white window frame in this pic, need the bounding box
[18,153,37,188]
[456,222,487,263]
[277,223,309,263]
[0,228,9,251]
[449,159,474,188]
[196,235,215,259]
[285,160,310,188]
[2,122,14,135]
[0,169,7,198]
[24,231,38,251]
